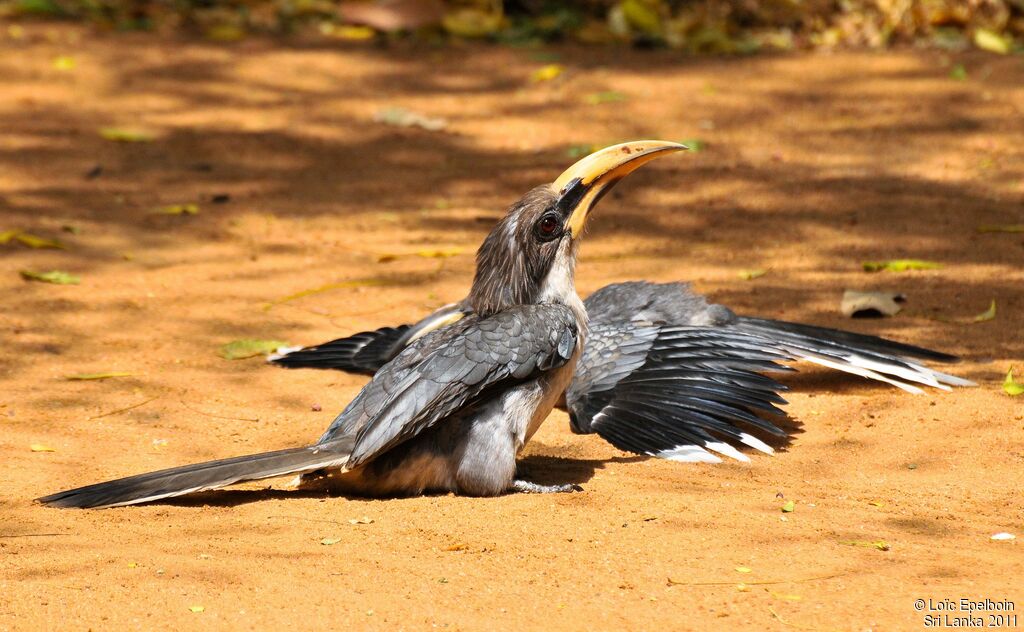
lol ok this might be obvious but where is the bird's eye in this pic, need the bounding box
[535,213,561,241]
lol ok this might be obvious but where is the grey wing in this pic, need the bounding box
[567,323,794,463]
[317,304,579,468]
[268,302,471,376]
[584,281,736,327]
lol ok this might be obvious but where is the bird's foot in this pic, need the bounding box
[510,480,582,494]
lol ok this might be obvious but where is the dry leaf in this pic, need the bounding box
[584,91,626,105]
[65,371,133,381]
[30,444,55,452]
[321,537,342,545]
[442,7,503,38]
[971,299,996,323]
[840,290,905,318]
[189,605,205,613]
[738,269,767,281]
[219,340,290,360]
[324,25,377,40]
[376,247,464,263]
[530,64,564,83]
[1,231,66,249]
[373,107,447,131]
[973,29,1010,54]
[445,543,469,551]
[20,270,80,285]
[52,55,75,71]
[151,204,199,216]
[1003,368,1023,396]
[862,259,942,272]
[99,127,155,143]
[977,224,1024,233]
[839,540,890,551]
[735,566,752,573]
[348,516,374,525]
[781,500,795,513]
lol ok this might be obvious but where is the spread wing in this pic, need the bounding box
[268,303,469,375]
[566,323,794,463]
[318,303,579,468]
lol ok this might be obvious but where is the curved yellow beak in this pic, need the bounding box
[552,140,688,238]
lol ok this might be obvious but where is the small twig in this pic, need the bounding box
[179,400,258,422]
[667,572,845,587]
[88,396,160,420]
[0,533,66,538]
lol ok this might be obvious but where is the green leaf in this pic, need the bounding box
[151,203,199,216]
[218,339,289,360]
[971,299,996,323]
[977,224,1024,233]
[1003,368,1024,396]
[973,29,1010,54]
[781,500,795,513]
[20,270,80,285]
[862,259,942,273]
[738,269,766,281]
[584,91,627,105]
[99,127,155,143]
[65,371,134,380]
[949,64,968,81]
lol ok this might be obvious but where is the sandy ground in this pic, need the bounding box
[1,24,1023,631]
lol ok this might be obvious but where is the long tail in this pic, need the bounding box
[36,446,349,509]
[732,317,975,393]
[268,326,412,375]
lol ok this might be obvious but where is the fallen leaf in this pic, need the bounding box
[99,127,155,143]
[321,537,342,545]
[263,278,389,311]
[840,290,905,318]
[949,63,968,81]
[348,516,374,525]
[971,299,996,323]
[205,23,246,41]
[868,499,884,507]
[376,247,464,263]
[862,259,942,273]
[218,339,290,360]
[445,543,469,551]
[1,232,66,249]
[735,566,752,573]
[65,371,133,380]
[326,25,376,40]
[52,55,75,71]
[20,270,80,285]
[738,269,767,281]
[373,107,447,131]
[151,203,199,216]
[1003,368,1024,396]
[990,532,1016,541]
[189,605,205,613]
[781,500,795,513]
[973,29,1010,54]
[442,7,503,38]
[530,64,564,83]
[839,540,890,551]
[584,91,627,105]
[30,444,55,452]
[977,224,1024,233]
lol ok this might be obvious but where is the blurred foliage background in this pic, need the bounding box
[1,0,1021,53]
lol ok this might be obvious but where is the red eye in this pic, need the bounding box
[538,215,559,237]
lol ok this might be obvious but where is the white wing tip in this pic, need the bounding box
[656,445,723,463]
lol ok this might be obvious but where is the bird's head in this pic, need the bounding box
[468,140,687,315]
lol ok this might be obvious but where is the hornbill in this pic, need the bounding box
[37,140,686,509]
[271,277,972,464]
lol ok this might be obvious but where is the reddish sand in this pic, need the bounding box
[1,25,1022,630]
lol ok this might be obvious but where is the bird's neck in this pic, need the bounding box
[535,248,588,334]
